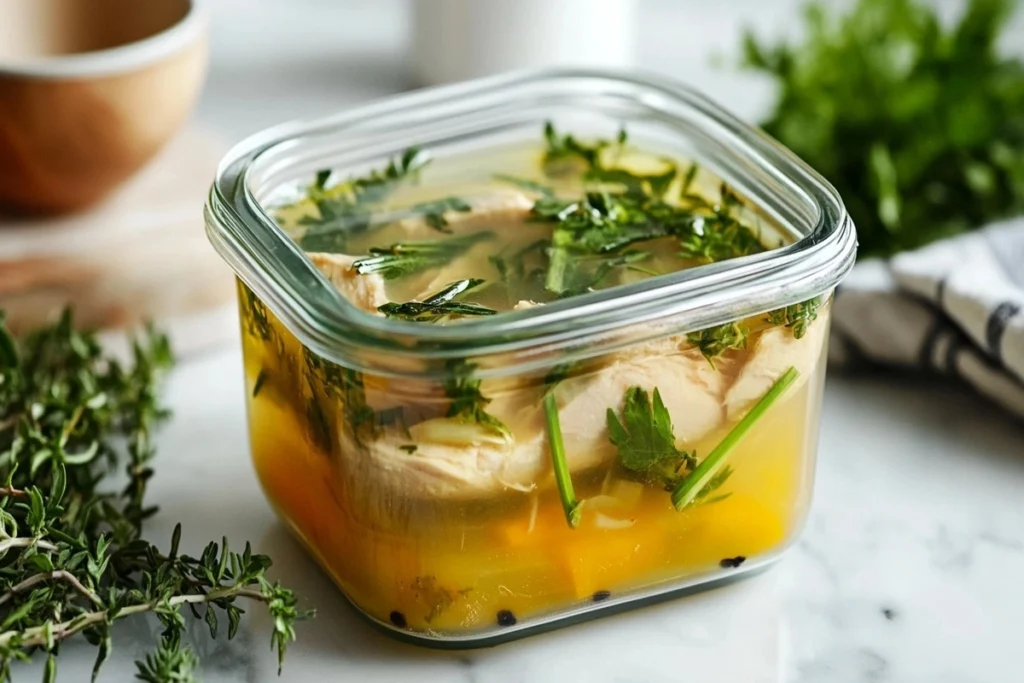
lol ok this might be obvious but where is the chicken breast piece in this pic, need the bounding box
[368,428,545,499]
[307,252,388,315]
[553,348,727,469]
[392,188,535,240]
[355,343,727,499]
[723,319,827,421]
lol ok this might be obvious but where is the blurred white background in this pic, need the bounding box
[197,0,798,137]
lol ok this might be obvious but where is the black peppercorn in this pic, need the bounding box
[719,556,746,569]
[496,609,517,627]
[592,590,612,602]
[389,610,407,628]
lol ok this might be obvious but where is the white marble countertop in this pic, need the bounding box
[15,1,1024,680]
[18,344,1024,683]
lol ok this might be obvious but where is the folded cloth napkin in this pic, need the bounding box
[829,218,1024,419]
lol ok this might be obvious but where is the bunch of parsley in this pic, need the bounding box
[744,0,1024,257]
[0,311,309,682]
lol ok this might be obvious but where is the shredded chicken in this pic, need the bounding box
[307,252,387,315]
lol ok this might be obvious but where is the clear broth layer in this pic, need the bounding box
[239,285,828,636]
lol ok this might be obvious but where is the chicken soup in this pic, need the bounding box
[238,122,829,636]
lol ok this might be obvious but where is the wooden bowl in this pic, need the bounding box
[0,0,208,214]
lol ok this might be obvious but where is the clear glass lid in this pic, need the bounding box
[205,69,856,378]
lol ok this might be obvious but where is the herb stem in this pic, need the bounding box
[543,393,581,528]
[671,367,799,510]
[0,537,59,555]
[0,570,102,607]
[0,583,272,650]
[0,486,28,499]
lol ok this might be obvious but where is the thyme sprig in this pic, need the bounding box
[766,297,822,339]
[352,232,493,280]
[295,147,430,252]
[378,279,497,322]
[0,311,310,682]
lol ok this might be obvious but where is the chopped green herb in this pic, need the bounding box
[303,348,377,445]
[607,387,698,485]
[305,396,333,453]
[542,121,624,176]
[241,284,273,342]
[489,239,548,289]
[413,196,473,233]
[766,297,822,339]
[533,191,682,294]
[443,359,510,440]
[378,279,498,323]
[559,250,654,297]
[543,362,577,390]
[544,392,582,528]
[678,185,764,263]
[399,444,418,454]
[352,232,493,280]
[588,165,679,200]
[687,322,749,366]
[681,163,700,194]
[252,368,268,397]
[672,368,799,510]
[532,125,766,296]
[489,254,509,282]
[294,147,430,252]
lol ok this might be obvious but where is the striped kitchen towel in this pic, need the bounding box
[829,218,1024,419]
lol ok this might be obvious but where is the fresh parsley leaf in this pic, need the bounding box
[378,279,497,323]
[744,0,1024,257]
[353,232,493,280]
[607,387,697,484]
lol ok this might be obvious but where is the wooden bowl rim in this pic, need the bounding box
[0,0,207,79]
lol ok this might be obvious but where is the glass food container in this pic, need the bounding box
[205,70,856,646]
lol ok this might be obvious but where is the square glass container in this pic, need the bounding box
[204,70,856,646]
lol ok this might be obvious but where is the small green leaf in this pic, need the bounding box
[44,652,57,683]
[169,523,182,560]
[607,387,696,481]
[205,605,219,639]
